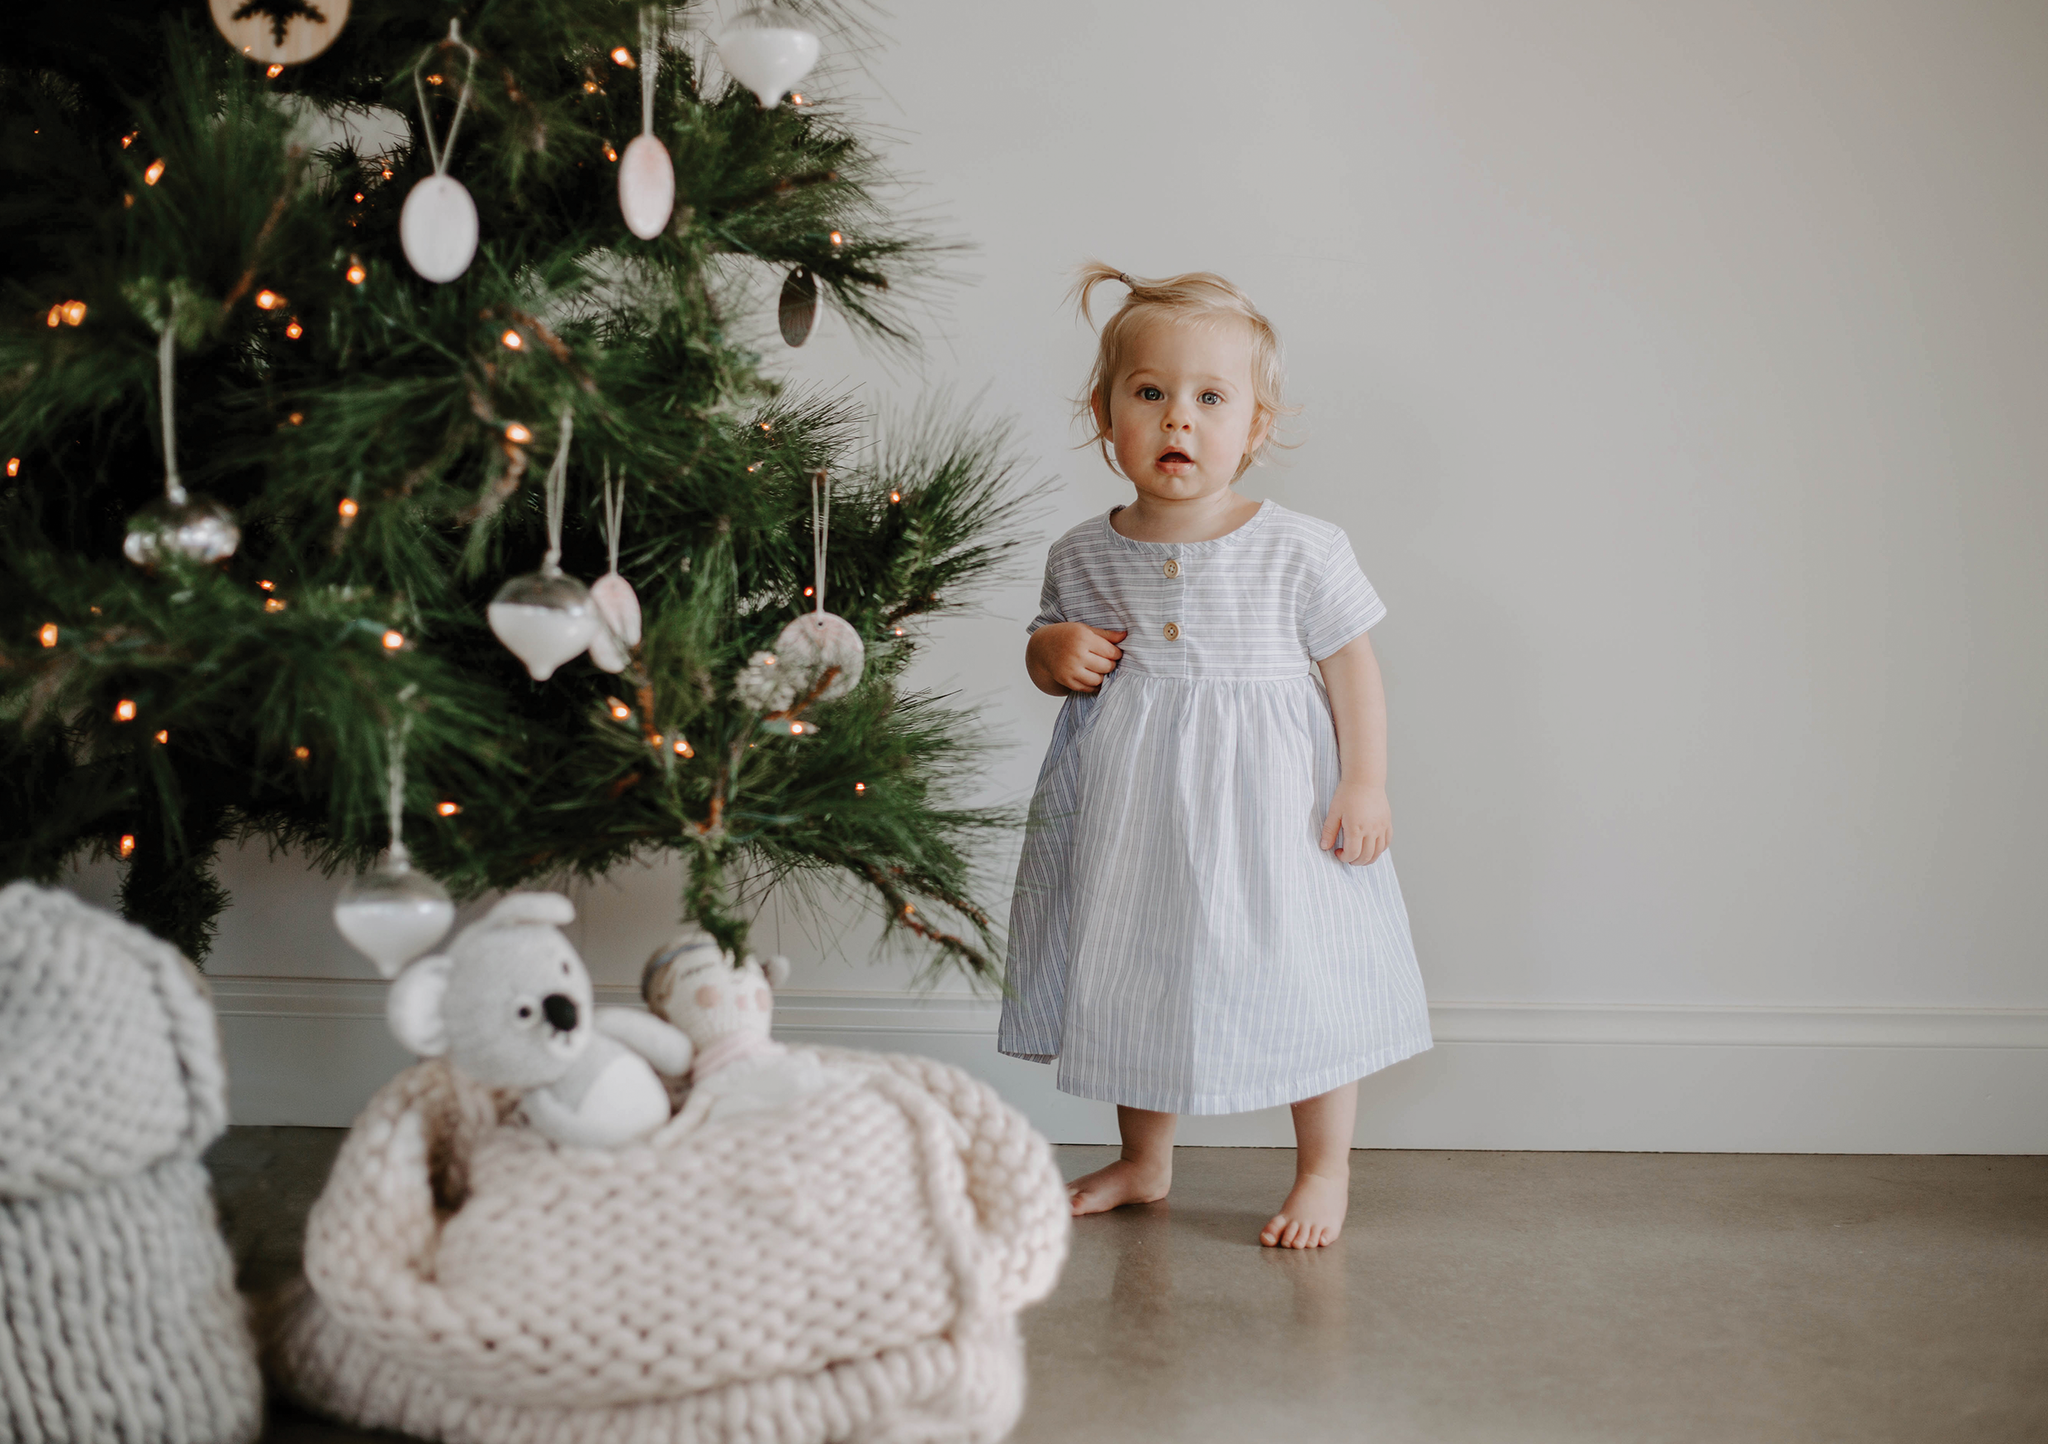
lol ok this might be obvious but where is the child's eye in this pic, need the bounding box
[1201,391,1223,405]
[1138,385,1163,401]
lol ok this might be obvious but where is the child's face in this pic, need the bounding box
[1096,317,1270,501]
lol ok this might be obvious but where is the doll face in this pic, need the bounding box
[667,958,774,1044]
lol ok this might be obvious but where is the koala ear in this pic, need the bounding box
[763,954,792,990]
[478,892,576,929]
[387,955,454,1057]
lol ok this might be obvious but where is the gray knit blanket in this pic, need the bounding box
[0,882,262,1444]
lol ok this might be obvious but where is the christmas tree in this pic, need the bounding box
[0,1,1027,972]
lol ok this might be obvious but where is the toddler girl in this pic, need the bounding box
[999,265,1432,1249]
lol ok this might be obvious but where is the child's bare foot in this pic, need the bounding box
[1261,1169,1349,1248]
[1067,1157,1171,1215]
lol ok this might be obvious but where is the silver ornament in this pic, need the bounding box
[334,851,454,978]
[123,491,240,567]
[489,569,599,681]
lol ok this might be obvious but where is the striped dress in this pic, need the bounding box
[999,500,1432,1114]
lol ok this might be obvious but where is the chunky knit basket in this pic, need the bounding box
[0,882,263,1444]
[266,1045,1070,1444]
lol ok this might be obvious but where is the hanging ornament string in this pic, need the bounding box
[157,316,185,506]
[383,699,416,866]
[412,21,478,180]
[640,7,660,141]
[602,464,625,578]
[810,469,830,614]
[541,406,575,574]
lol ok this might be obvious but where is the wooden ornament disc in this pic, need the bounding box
[400,174,478,284]
[779,266,820,347]
[210,0,351,66]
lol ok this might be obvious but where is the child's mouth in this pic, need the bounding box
[1157,450,1193,466]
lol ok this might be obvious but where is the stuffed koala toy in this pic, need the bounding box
[642,926,827,1123]
[387,893,693,1149]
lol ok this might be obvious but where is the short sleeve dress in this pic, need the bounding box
[998,500,1432,1114]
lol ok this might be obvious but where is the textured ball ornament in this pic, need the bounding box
[399,174,478,284]
[334,853,454,978]
[587,571,642,673]
[210,0,350,67]
[734,650,795,712]
[123,493,241,568]
[717,6,820,107]
[779,266,821,347]
[488,570,599,680]
[773,610,864,704]
[618,134,676,239]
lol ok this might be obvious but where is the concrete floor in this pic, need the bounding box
[206,1130,2048,1444]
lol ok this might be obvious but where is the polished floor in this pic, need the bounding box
[206,1130,2048,1444]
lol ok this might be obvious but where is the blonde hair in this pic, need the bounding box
[1070,262,1297,479]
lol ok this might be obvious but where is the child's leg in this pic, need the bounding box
[1261,1080,1359,1249]
[1067,1105,1177,1215]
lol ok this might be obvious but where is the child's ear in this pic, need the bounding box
[1091,385,1111,439]
[1248,406,1274,457]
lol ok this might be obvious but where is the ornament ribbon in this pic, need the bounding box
[412,20,479,179]
[640,7,660,139]
[601,463,625,576]
[810,469,830,614]
[157,314,185,505]
[541,407,575,573]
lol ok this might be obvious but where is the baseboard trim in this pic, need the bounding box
[206,978,2048,1151]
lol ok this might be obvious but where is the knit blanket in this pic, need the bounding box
[266,1046,1069,1444]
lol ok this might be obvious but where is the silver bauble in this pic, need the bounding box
[488,569,599,680]
[123,493,240,567]
[334,852,454,978]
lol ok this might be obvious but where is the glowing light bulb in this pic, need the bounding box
[346,261,367,284]
[39,623,57,647]
[436,800,460,816]
[288,412,304,425]
[427,73,444,86]
[264,598,286,612]
[789,721,803,735]
[855,782,866,794]
[790,93,807,106]
[266,63,284,78]
[381,168,393,181]
[607,698,631,720]
[505,423,532,443]
[649,733,664,748]
[144,160,164,185]
[803,586,813,597]
[382,630,405,650]
[45,306,60,327]
[62,301,86,325]
[293,745,310,761]
[673,738,692,756]
[118,834,136,858]
[747,462,760,473]
[583,80,600,94]
[759,421,772,433]
[892,627,905,636]
[501,330,523,349]
[353,192,364,203]
[121,131,136,149]
[611,46,634,65]
[258,579,274,590]
[114,699,136,721]
[255,290,284,310]
[154,729,168,744]
[284,319,303,339]
[7,458,20,476]
[829,230,843,246]
[603,142,618,162]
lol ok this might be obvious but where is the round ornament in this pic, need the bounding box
[587,571,641,673]
[717,6,821,108]
[123,492,241,567]
[210,0,350,68]
[734,650,794,712]
[772,609,863,704]
[489,569,598,681]
[618,134,675,240]
[334,850,453,978]
[779,266,820,347]
[400,173,478,284]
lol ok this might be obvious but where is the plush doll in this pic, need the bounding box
[386,893,693,1148]
[641,926,829,1124]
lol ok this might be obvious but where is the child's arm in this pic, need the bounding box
[1315,633,1392,865]
[1026,623,1128,697]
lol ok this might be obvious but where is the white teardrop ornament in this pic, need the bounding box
[772,610,863,704]
[489,570,599,680]
[587,571,642,673]
[400,174,478,284]
[618,134,675,239]
[717,7,820,107]
[334,851,454,978]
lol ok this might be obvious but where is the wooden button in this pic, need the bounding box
[1163,622,1181,641]
[1163,559,1180,578]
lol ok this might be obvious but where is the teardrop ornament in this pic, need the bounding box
[618,133,676,239]
[587,571,643,673]
[779,266,820,347]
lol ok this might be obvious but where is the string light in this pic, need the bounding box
[436,800,460,816]
[889,490,901,503]
[284,319,303,339]
[346,258,367,284]
[293,745,310,761]
[264,598,287,612]
[47,302,85,327]
[120,131,137,149]
[649,733,664,748]
[583,80,600,94]
[501,330,523,349]
[427,73,444,86]
[154,729,169,744]
[803,586,814,597]
[829,231,843,247]
[673,738,693,757]
[381,167,393,181]
[288,412,304,425]
[39,623,57,647]
[606,698,631,720]
[790,93,808,106]
[603,142,618,162]
[747,462,760,472]
[505,422,532,443]
[7,458,20,476]
[759,421,772,433]
[266,63,284,78]
[144,159,164,185]
[381,630,405,650]
[855,782,866,794]
[118,834,136,859]
[255,290,284,310]
[114,699,136,721]
[611,46,634,66]
[352,191,364,203]
[892,626,905,636]
[903,904,916,918]
[258,579,274,591]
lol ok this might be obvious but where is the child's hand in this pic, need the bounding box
[1026,622,1128,696]
[1320,781,1392,865]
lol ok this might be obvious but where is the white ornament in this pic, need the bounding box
[334,851,454,978]
[210,0,350,67]
[734,650,794,712]
[400,24,480,284]
[586,468,641,673]
[490,572,599,681]
[126,313,239,568]
[772,610,862,703]
[617,11,675,239]
[717,6,820,108]
[400,175,478,284]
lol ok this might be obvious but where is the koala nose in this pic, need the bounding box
[541,993,580,1032]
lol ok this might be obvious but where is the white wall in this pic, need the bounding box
[69,0,2048,1148]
